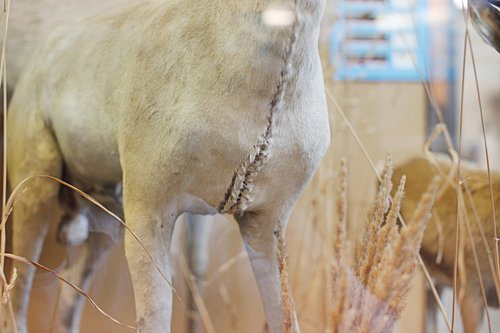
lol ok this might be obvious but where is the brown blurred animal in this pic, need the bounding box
[394,156,500,333]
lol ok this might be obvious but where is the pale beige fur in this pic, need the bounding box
[6,2,143,333]
[394,156,500,333]
[4,1,330,333]
[4,0,135,91]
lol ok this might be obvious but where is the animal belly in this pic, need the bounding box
[53,119,122,185]
[63,143,122,186]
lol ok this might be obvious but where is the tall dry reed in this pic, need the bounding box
[275,156,439,333]
[328,156,440,333]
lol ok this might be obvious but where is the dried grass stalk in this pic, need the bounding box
[4,253,134,330]
[329,156,439,333]
[219,285,238,332]
[354,155,393,285]
[276,224,295,333]
[177,251,216,333]
[331,159,348,333]
[1,267,15,305]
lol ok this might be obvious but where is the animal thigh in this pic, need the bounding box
[5,98,64,333]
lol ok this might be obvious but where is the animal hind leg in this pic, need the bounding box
[3,107,63,333]
[53,232,116,333]
[53,192,123,333]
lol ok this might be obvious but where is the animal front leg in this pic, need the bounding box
[123,203,176,333]
[236,212,299,333]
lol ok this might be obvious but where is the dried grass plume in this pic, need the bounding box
[329,156,440,333]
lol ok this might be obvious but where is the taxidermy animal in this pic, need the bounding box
[393,156,500,333]
[2,1,211,332]
[4,1,330,333]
